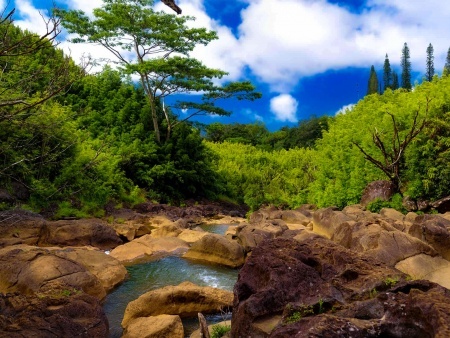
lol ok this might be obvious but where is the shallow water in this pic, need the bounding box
[103,224,239,337]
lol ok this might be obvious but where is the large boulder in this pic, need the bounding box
[0,210,45,247]
[408,214,450,260]
[312,207,354,239]
[0,245,106,300]
[177,228,208,243]
[122,281,233,328]
[231,237,407,338]
[360,180,396,206]
[183,233,245,268]
[150,223,183,238]
[39,218,123,250]
[110,235,189,265]
[122,315,184,338]
[0,281,108,338]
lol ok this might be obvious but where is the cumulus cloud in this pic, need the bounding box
[270,94,298,122]
[336,103,356,115]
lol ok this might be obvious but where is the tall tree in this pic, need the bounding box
[56,0,260,143]
[444,47,450,76]
[401,42,412,90]
[426,43,434,81]
[383,54,392,92]
[367,65,379,95]
[392,71,399,90]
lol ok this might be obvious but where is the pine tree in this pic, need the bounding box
[444,47,450,76]
[367,65,379,95]
[426,43,434,81]
[392,71,399,90]
[401,43,412,90]
[383,54,392,91]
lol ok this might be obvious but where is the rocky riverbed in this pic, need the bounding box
[1,201,450,337]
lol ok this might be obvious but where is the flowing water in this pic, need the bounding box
[103,224,239,337]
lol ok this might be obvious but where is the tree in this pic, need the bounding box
[56,0,260,143]
[401,42,412,90]
[383,54,392,92]
[444,47,450,76]
[367,65,379,95]
[426,43,434,81]
[392,71,399,90]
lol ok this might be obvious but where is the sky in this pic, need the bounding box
[4,0,450,130]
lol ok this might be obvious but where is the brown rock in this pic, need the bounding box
[183,233,245,268]
[190,320,231,338]
[122,315,184,338]
[0,210,45,247]
[122,281,233,328]
[360,180,396,206]
[110,235,189,265]
[39,218,122,250]
[312,207,353,239]
[0,245,106,300]
[177,229,208,243]
[431,195,450,213]
[0,281,108,338]
[150,223,182,238]
[408,214,450,260]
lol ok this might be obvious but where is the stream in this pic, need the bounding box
[103,224,239,337]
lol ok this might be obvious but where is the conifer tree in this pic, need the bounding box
[383,54,392,91]
[426,43,434,81]
[367,65,379,95]
[401,43,412,90]
[444,47,450,76]
[392,72,399,90]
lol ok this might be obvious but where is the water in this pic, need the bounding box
[103,243,239,337]
[198,223,230,235]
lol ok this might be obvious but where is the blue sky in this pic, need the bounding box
[4,0,450,131]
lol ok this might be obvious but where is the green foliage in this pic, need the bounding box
[211,323,231,338]
[367,65,379,95]
[284,305,314,324]
[426,43,435,82]
[401,43,412,90]
[366,194,405,213]
[384,276,399,288]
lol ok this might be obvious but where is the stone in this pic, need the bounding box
[177,229,208,243]
[0,210,45,247]
[312,207,353,239]
[183,233,245,268]
[0,281,109,338]
[122,281,233,328]
[402,195,418,211]
[190,320,231,338]
[0,245,106,300]
[122,315,184,338]
[408,214,450,260]
[38,218,123,250]
[431,195,450,213]
[150,223,182,238]
[110,235,189,265]
[231,237,408,337]
[360,180,396,206]
[379,207,404,222]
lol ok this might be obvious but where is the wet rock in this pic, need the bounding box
[408,214,450,260]
[183,233,245,268]
[39,218,122,250]
[122,315,184,338]
[110,234,188,265]
[0,210,45,247]
[122,281,233,328]
[0,281,108,338]
[360,180,396,206]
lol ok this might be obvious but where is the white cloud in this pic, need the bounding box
[14,0,51,35]
[336,103,356,115]
[270,94,298,122]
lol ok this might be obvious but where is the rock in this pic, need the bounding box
[360,180,396,206]
[0,245,106,300]
[177,229,208,243]
[431,195,450,213]
[231,237,407,338]
[110,235,189,265]
[331,221,436,267]
[47,246,128,294]
[395,254,450,289]
[269,280,450,338]
[402,195,418,211]
[0,210,45,247]
[39,218,122,250]
[408,214,450,260]
[183,233,245,268]
[379,207,404,222]
[0,281,108,337]
[122,315,184,338]
[312,207,353,239]
[279,210,311,226]
[150,223,182,238]
[122,281,233,328]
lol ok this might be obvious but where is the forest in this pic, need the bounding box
[2,1,450,217]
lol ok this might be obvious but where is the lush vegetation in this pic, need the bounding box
[2,3,450,217]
